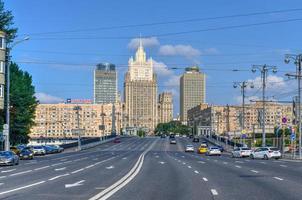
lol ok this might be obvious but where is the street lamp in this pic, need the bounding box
[284,54,302,159]
[4,36,29,151]
[251,64,277,147]
[73,106,82,151]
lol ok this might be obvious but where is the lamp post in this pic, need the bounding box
[100,106,106,139]
[73,106,82,151]
[4,36,29,151]
[284,54,302,159]
[251,64,277,147]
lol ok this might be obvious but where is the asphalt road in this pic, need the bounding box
[0,136,302,200]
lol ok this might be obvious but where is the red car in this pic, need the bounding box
[113,138,121,143]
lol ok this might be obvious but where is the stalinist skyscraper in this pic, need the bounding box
[124,39,157,132]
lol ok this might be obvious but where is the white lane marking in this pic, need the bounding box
[250,170,259,173]
[182,162,186,165]
[95,187,106,190]
[51,162,64,167]
[1,169,16,173]
[211,189,218,195]
[235,165,242,168]
[188,166,192,169]
[159,161,165,165]
[122,157,127,160]
[202,177,208,182]
[182,156,185,158]
[55,167,66,171]
[260,162,266,164]
[223,162,228,164]
[274,177,283,181]
[65,180,85,188]
[60,159,67,162]
[48,173,70,181]
[71,168,84,174]
[86,164,95,169]
[198,161,205,164]
[64,160,72,164]
[93,158,99,161]
[245,160,250,162]
[235,161,244,164]
[106,166,114,169]
[0,183,3,186]
[194,170,199,174]
[214,160,218,162]
[0,181,45,195]
[280,165,287,168]
[0,176,6,179]
[9,170,32,177]
[34,166,50,171]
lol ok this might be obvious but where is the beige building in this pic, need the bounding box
[0,31,6,109]
[30,103,122,139]
[158,92,173,124]
[124,40,157,131]
[188,102,293,136]
[180,66,206,124]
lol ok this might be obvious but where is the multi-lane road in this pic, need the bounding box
[0,136,302,200]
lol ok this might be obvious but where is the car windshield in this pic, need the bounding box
[187,145,193,147]
[33,146,42,149]
[0,151,11,156]
[269,148,279,151]
[241,148,250,150]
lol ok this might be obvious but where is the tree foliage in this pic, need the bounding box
[0,0,17,42]
[155,121,191,135]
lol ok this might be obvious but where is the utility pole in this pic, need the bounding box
[233,81,254,142]
[100,106,106,139]
[73,106,82,151]
[252,65,277,147]
[285,54,302,159]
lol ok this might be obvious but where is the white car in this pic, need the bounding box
[232,147,252,158]
[185,145,194,152]
[250,147,281,160]
[32,146,46,155]
[206,146,221,156]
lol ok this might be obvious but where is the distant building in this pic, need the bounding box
[30,103,122,139]
[180,66,206,124]
[158,92,173,124]
[0,31,6,109]
[94,63,117,104]
[124,39,157,131]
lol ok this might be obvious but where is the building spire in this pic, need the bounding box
[135,34,146,63]
[139,33,143,49]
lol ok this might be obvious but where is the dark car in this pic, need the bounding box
[0,151,19,166]
[217,145,224,152]
[113,138,121,143]
[169,134,175,139]
[189,135,194,139]
[48,145,64,153]
[193,137,200,142]
[42,145,56,154]
[160,134,166,138]
[19,149,34,160]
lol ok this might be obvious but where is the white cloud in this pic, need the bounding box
[35,93,64,104]
[247,75,287,92]
[153,60,173,77]
[128,37,160,49]
[159,44,201,58]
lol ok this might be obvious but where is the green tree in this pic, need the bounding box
[0,0,17,42]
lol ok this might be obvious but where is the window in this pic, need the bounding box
[0,61,4,73]
[0,85,3,98]
[0,37,5,49]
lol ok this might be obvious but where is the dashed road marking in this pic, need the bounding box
[202,177,208,182]
[250,170,259,173]
[0,181,45,195]
[280,165,287,168]
[211,189,218,195]
[55,167,66,171]
[34,166,50,171]
[9,170,32,177]
[273,177,283,181]
[194,170,199,174]
[198,161,205,164]
[71,168,84,174]
[48,173,70,181]
[235,165,242,169]
[223,162,228,164]
[1,169,16,173]
[188,166,192,168]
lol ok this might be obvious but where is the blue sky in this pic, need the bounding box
[4,0,302,116]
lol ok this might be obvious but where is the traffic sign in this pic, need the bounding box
[241,129,246,134]
[282,117,287,124]
[242,134,247,139]
[3,124,8,130]
[290,133,296,141]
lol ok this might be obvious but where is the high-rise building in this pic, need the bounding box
[158,92,173,123]
[124,39,157,132]
[180,66,206,124]
[0,31,6,109]
[94,63,117,104]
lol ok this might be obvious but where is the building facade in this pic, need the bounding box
[30,103,122,139]
[180,66,206,124]
[188,102,293,136]
[0,31,6,109]
[94,63,117,104]
[158,92,173,124]
[124,40,157,132]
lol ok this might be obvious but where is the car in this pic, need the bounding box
[206,146,222,156]
[0,151,19,166]
[217,145,224,152]
[10,146,21,155]
[169,134,175,139]
[189,135,193,139]
[170,139,177,144]
[160,134,166,138]
[43,145,57,154]
[198,144,208,154]
[182,135,187,138]
[32,146,46,155]
[192,137,200,142]
[232,147,252,158]
[250,147,281,160]
[185,144,194,152]
[48,145,64,153]
[113,138,121,143]
[19,149,34,160]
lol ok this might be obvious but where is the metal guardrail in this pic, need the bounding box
[60,135,116,149]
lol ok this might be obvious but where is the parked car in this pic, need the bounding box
[217,145,224,152]
[193,137,200,143]
[185,144,194,152]
[10,146,21,155]
[48,145,64,153]
[232,147,252,158]
[19,149,34,160]
[206,146,222,156]
[32,146,46,155]
[198,144,208,154]
[250,147,281,160]
[42,145,57,154]
[160,134,166,138]
[170,139,177,144]
[113,138,121,143]
[0,151,19,166]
